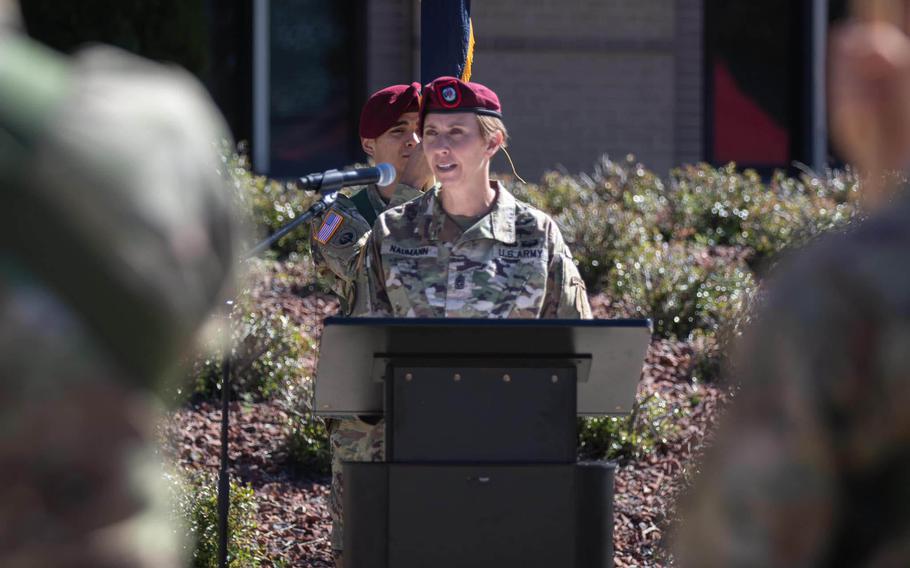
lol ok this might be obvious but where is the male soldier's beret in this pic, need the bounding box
[359,82,422,139]
[419,76,502,131]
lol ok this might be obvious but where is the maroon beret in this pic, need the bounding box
[419,76,502,131]
[359,82,422,139]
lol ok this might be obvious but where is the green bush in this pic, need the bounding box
[167,470,263,568]
[191,300,313,401]
[664,163,860,270]
[609,240,756,340]
[229,151,319,258]
[512,155,664,290]
[513,157,862,289]
[282,415,331,476]
[577,391,689,461]
[512,156,864,344]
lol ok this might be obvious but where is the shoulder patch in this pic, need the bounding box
[315,210,345,244]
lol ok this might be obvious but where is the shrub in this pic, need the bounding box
[190,299,313,401]
[663,163,861,271]
[512,157,863,292]
[511,155,663,290]
[282,414,331,476]
[228,150,319,258]
[167,470,263,568]
[577,391,689,461]
[609,240,756,340]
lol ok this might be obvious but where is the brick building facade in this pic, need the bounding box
[366,0,702,178]
[22,0,838,180]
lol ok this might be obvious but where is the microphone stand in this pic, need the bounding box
[217,176,345,568]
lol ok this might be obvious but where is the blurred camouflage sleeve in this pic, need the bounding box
[540,221,592,319]
[674,305,838,567]
[675,209,910,566]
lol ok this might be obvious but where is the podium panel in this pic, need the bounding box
[326,320,643,568]
[344,462,615,568]
[388,361,577,462]
[314,318,651,416]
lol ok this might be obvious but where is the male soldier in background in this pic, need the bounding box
[309,82,434,315]
[310,83,433,567]
[0,1,239,565]
[675,1,910,565]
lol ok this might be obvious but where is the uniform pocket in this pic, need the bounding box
[484,256,550,317]
[386,258,445,315]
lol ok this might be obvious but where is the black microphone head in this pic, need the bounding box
[376,163,396,187]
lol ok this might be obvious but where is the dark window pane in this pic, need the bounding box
[705,0,795,169]
[268,0,365,177]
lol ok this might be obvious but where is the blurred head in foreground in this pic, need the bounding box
[0,14,240,566]
[674,2,910,566]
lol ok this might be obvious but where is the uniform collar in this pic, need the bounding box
[426,180,516,244]
[365,184,388,215]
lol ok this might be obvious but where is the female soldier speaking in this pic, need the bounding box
[359,76,591,319]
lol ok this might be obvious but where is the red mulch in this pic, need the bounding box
[161,262,729,567]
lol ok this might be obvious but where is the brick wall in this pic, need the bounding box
[366,0,414,93]
[366,0,704,178]
[675,0,704,166]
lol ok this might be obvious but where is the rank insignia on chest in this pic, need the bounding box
[315,211,345,244]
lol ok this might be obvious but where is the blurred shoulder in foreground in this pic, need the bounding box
[675,8,910,566]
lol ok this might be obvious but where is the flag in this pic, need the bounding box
[314,211,345,244]
[421,0,474,83]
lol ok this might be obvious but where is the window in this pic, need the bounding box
[704,0,799,170]
[256,0,367,177]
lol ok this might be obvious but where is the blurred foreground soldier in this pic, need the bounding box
[0,2,239,566]
[311,83,433,566]
[675,2,910,566]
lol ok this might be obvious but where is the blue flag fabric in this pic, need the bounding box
[421,0,473,83]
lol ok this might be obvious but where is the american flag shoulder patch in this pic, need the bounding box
[315,211,345,244]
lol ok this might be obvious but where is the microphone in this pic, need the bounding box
[298,162,396,191]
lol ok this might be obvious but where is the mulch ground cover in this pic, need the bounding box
[162,262,729,567]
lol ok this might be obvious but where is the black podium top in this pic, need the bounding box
[314,318,650,416]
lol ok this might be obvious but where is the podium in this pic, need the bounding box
[315,318,650,568]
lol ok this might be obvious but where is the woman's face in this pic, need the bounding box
[421,112,498,188]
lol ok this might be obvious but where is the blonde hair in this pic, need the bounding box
[476,115,508,149]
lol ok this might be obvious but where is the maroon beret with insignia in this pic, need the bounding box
[419,76,502,131]
[359,82,422,139]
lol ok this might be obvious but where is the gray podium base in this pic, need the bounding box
[344,462,614,568]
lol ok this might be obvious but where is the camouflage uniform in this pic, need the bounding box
[309,183,421,315]
[676,194,910,567]
[310,182,421,554]
[0,22,237,567]
[360,181,592,319]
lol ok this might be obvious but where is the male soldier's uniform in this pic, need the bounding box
[310,183,421,314]
[675,195,910,567]
[0,5,239,565]
[309,83,424,315]
[310,83,425,558]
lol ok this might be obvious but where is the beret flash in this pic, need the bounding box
[419,76,502,131]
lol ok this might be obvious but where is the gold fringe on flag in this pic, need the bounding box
[461,19,474,82]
